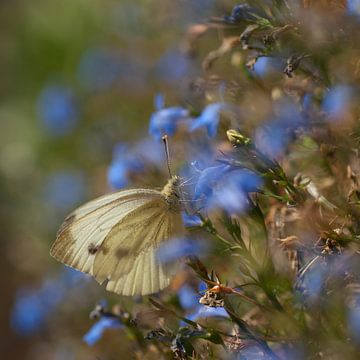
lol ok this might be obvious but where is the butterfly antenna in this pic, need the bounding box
[162,135,173,178]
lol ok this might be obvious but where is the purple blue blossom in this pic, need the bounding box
[107,143,144,189]
[182,212,203,227]
[156,237,208,264]
[156,48,190,83]
[149,106,189,140]
[347,0,360,16]
[83,316,124,346]
[348,298,360,341]
[255,101,304,158]
[11,269,86,336]
[189,103,225,137]
[77,48,121,91]
[178,285,199,310]
[37,85,78,136]
[194,164,231,199]
[223,3,259,23]
[322,85,353,120]
[187,305,229,321]
[207,169,263,214]
[43,170,86,210]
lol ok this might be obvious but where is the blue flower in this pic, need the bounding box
[156,237,208,264]
[187,306,229,321]
[83,316,124,346]
[156,48,190,83]
[255,101,304,158]
[348,298,360,341]
[77,48,121,90]
[223,3,258,23]
[347,0,360,16]
[194,164,230,199]
[134,138,165,166]
[322,85,352,120]
[178,285,199,310]
[107,143,144,189]
[190,103,225,137]
[149,106,189,140]
[43,170,86,210]
[208,169,263,214]
[10,269,86,336]
[37,85,78,136]
[182,212,203,227]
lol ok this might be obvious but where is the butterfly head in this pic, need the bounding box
[161,175,181,210]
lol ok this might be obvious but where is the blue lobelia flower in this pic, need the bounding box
[208,169,263,214]
[77,48,121,91]
[322,85,352,121]
[194,164,231,199]
[190,103,225,137]
[255,101,304,158]
[178,285,199,310]
[10,269,87,336]
[223,3,259,23]
[156,237,208,264]
[182,212,203,227]
[37,85,78,136]
[134,137,165,166]
[149,106,189,140]
[187,305,229,321]
[43,170,86,210]
[107,143,144,189]
[83,316,124,346]
[347,0,360,17]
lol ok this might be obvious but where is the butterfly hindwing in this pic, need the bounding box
[93,199,183,296]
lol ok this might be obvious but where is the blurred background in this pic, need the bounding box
[0,0,226,358]
[3,0,360,359]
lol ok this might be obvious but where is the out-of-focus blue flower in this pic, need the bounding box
[77,48,121,91]
[156,48,190,83]
[299,264,327,302]
[190,103,225,137]
[348,0,360,16]
[157,237,208,264]
[223,3,259,23]
[348,299,360,341]
[149,106,189,140]
[37,85,78,136]
[182,212,203,227]
[43,170,86,210]
[322,85,352,120]
[207,169,263,214]
[107,143,144,189]
[11,269,86,336]
[134,138,165,166]
[154,93,165,111]
[11,289,47,336]
[178,285,198,310]
[252,56,281,78]
[83,316,124,346]
[255,121,289,159]
[255,101,304,158]
[187,305,229,321]
[194,164,230,199]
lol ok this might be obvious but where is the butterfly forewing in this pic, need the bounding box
[50,189,163,275]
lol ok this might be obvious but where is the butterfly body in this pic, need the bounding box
[50,176,184,296]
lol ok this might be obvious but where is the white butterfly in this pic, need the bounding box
[50,175,184,296]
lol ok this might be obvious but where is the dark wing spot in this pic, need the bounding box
[88,243,100,255]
